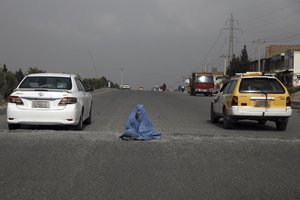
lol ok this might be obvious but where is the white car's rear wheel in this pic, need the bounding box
[8,124,21,130]
[85,104,92,125]
[74,111,83,130]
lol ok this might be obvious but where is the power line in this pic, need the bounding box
[268,33,300,43]
[87,48,100,79]
[247,20,300,35]
[241,0,300,25]
[211,40,226,64]
[243,8,300,32]
[200,30,223,64]
[253,39,266,72]
[222,13,243,62]
[263,30,300,41]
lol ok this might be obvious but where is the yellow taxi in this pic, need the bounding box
[211,72,292,130]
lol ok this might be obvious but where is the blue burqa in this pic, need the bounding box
[120,104,161,140]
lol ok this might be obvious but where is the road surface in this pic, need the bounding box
[0,90,299,199]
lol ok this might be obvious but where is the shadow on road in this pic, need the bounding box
[207,120,277,131]
[11,124,88,131]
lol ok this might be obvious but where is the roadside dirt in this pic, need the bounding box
[291,91,300,102]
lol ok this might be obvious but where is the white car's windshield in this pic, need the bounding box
[19,77,72,90]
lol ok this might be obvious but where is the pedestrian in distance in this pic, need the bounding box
[119,104,161,141]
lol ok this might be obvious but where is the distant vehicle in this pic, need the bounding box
[190,73,215,96]
[121,84,131,90]
[211,72,292,130]
[7,73,93,130]
[160,83,167,91]
[138,86,144,91]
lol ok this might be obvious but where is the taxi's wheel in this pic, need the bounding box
[222,108,232,129]
[258,120,267,125]
[210,104,219,123]
[276,121,287,131]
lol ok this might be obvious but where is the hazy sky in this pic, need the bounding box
[1,0,300,89]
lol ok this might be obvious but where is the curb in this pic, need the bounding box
[292,101,300,110]
[0,105,6,115]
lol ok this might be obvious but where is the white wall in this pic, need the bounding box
[293,51,300,87]
[294,51,300,74]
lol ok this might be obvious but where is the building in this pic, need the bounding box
[250,45,300,88]
[265,45,300,58]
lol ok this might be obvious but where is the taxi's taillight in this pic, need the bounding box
[7,96,24,105]
[59,97,77,105]
[231,96,238,106]
[286,96,291,107]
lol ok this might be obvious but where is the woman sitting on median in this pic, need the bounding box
[119,104,161,141]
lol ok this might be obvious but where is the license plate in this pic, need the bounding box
[254,100,270,107]
[32,101,50,108]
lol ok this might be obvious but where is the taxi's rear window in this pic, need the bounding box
[239,78,285,94]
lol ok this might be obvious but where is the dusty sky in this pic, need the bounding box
[1,0,300,89]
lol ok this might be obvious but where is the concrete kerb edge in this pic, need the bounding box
[0,105,6,115]
[292,101,300,109]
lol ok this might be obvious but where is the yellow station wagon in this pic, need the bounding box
[211,72,292,130]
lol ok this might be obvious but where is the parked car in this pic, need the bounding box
[7,73,93,130]
[121,84,131,90]
[211,72,292,130]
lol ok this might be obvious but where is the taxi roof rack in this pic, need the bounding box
[234,72,263,77]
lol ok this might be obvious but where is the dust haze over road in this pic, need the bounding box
[0,90,300,199]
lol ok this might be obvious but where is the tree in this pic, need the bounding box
[27,67,46,74]
[4,71,18,98]
[239,45,250,72]
[0,69,5,99]
[226,45,251,77]
[0,65,18,98]
[82,76,119,89]
[2,64,8,72]
[15,68,25,83]
[227,54,240,77]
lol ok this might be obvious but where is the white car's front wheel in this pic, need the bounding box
[8,124,21,130]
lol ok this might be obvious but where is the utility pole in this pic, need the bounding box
[87,48,100,79]
[223,13,243,64]
[120,67,124,87]
[253,39,266,72]
[220,55,228,76]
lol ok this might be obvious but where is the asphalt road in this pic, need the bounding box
[0,90,300,200]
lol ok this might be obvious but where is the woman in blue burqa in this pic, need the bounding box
[120,104,161,140]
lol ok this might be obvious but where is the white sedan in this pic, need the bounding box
[7,73,93,130]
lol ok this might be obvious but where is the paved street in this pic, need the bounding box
[0,90,300,199]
